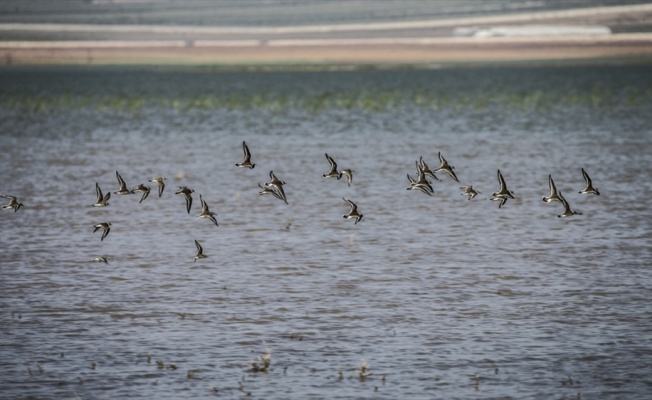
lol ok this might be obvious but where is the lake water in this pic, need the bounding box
[1,65,651,399]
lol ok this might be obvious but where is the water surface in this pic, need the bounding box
[1,66,651,399]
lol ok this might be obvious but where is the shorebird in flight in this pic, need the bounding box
[340,168,355,186]
[2,195,24,212]
[264,171,288,204]
[131,184,151,204]
[460,185,481,200]
[434,152,459,182]
[578,168,600,195]
[114,171,133,195]
[407,161,434,196]
[175,186,195,214]
[92,183,110,207]
[258,183,286,203]
[197,194,218,226]
[491,169,514,208]
[148,176,167,197]
[342,198,363,224]
[323,153,342,179]
[542,175,562,203]
[558,191,582,218]
[235,141,256,169]
[419,156,441,181]
[193,240,207,262]
[93,222,112,241]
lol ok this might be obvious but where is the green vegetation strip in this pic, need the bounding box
[1,87,651,114]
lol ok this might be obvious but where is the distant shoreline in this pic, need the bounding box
[1,34,652,67]
[2,3,652,36]
[2,3,652,68]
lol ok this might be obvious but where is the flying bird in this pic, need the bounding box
[92,183,110,207]
[322,153,342,179]
[419,156,440,181]
[460,185,481,200]
[407,161,434,196]
[93,222,112,241]
[2,195,24,212]
[342,198,363,224]
[340,168,355,186]
[131,184,151,203]
[197,194,218,226]
[175,186,194,214]
[114,171,133,195]
[235,141,256,169]
[258,183,286,203]
[542,175,561,203]
[491,169,514,208]
[579,168,600,195]
[193,240,207,262]
[434,152,459,182]
[264,171,288,204]
[148,176,167,197]
[558,191,582,218]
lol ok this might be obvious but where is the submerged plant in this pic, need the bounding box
[473,374,480,390]
[358,359,372,381]
[249,343,271,373]
[238,378,252,395]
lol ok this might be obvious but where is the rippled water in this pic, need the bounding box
[1,66,652,399]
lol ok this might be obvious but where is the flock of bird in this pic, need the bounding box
[404,150,598,218]
[2,140,600,263]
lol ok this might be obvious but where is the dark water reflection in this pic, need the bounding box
[1,66,651,399]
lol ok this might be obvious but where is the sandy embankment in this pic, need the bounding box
[1,4,652,66]
[2,35,652,66]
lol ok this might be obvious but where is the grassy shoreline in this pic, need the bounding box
[3,82,650,114]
